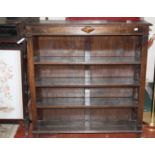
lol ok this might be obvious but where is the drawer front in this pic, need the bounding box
[26,25,149,36]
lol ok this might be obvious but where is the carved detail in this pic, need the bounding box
[81,26,95,33]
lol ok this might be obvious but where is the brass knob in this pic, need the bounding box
[81,26,95,33]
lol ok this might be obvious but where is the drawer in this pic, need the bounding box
[26,25,149,36]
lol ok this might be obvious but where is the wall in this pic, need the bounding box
[145,17,155,82]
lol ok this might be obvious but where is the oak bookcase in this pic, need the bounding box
[26,20,151,137]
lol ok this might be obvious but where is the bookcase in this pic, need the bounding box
[26,20,151,136]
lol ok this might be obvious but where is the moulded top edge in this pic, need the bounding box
[25,20,152,26]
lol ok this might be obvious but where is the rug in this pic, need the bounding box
[0,124,19,138]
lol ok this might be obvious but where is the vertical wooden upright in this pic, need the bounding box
[138,35,149,129]
[27,36,37,125]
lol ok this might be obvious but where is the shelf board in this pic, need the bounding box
[35,77,140,88]
[33,56,140,65]
[33,120,140,134]
[36,97,138,108]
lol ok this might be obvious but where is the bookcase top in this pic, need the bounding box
[26,20,151,26]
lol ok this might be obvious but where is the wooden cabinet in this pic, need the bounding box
[26,20,151,136]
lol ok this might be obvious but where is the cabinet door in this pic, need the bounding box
[0,50,23,119]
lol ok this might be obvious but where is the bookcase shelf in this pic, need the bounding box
[35,77,140,88]
[36,97,138,109]
[26,20,150,136]
[34,56,140,65]
[33,120,139,134]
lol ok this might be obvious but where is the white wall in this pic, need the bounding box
[144,17,155,82]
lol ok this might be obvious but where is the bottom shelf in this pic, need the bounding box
[33,120,141,134]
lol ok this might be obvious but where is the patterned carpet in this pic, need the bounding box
[143,112,151,123]
[0,124,18,138]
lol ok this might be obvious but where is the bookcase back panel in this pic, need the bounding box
[41,109,85,121]
[33,36,141,52]
[36,88,134,98]
[35,66,85,78]
[41,109,133,121]
[33,36,141,63]
[90,36,141,57]
[35,65,136,78]
[33,36,85,57]
[36,88,85,98]
[91,66,136,77]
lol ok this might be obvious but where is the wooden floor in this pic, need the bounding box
[142,125,155,138]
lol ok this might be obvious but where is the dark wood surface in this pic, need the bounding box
[27,37,38,124]
[15,122,155,138]
[33,120,139,134]
[26,20,150,135]
[36,97,138,108]
[26,20,151,36]
[137,36,149,129]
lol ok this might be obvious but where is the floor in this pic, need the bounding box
[0,124,18,138]
[14,112,155,138]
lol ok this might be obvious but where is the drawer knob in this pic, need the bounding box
[134,27,139,31]
[81,26,95,33]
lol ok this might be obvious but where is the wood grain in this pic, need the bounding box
[26,20,150,135]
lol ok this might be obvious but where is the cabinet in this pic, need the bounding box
[26,20,151,136]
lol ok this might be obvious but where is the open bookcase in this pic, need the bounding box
[26,20,151,136]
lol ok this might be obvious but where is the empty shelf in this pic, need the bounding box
[35,77,139,88]
[34,56,140,65]
[36,97,138,108]
[33,120,139,134]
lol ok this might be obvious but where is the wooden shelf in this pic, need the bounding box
[33,120,139,134]
[35,77,140,88]
[36,97,138,108]
[26,22,150,136]
[34,56,140,65]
